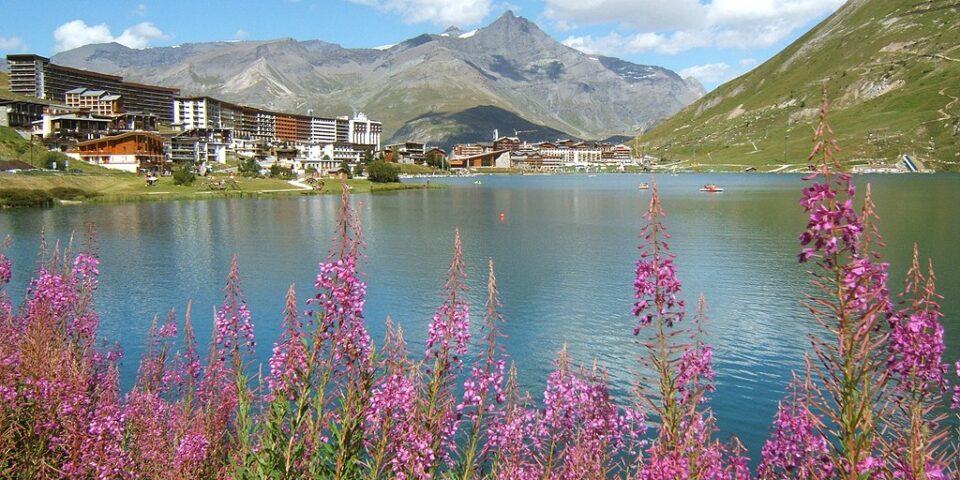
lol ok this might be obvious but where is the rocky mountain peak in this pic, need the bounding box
[441,26,463,37]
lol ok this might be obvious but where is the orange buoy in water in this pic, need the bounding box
[499,211,506,222]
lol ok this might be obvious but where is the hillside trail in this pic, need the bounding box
[935,88,958,122]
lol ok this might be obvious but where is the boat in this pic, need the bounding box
[638,182,650,190]
[473,180,482,185]
[700,184,724,192]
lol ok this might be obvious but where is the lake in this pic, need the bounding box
[1,173,958,459]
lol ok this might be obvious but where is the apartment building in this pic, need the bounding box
[65,88,123,115]
[6,54,179,124]
[385,142,425,164]
[173,96,382,164]
[72,131,167,173]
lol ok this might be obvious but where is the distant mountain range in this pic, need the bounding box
[49,11,705,148]
[639,0,960,171]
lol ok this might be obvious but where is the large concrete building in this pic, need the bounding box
[6,54,179,124]
[173,96,382,150]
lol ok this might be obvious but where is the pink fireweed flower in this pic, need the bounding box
[676,343,716,405]
[758,387,833,479]
[425,301,470,369]
[953,360,960,409]
[890,250,948,394]
[424,229,470,373]
[125,390,180,473]
[215,302,256,357]
[268,285,309,396]
[888,308,947,393]
[366,372,435,479]
[0,253,11,284]
[798,173,862,264]
[842,255,892,321]
[72,252,100,290]
[214,256,255,363]
[633,181,685,331]
[538,356,646,476]
[313,252,370,365]
[457,359,507,416]
[174,431,211,472]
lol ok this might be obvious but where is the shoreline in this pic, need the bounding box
[0,174,442,209]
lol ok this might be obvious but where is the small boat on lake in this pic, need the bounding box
[638,182,650,190]
[473,180,482,185]
[700,184,724,192]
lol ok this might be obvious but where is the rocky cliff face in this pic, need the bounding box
[52,11,704,146]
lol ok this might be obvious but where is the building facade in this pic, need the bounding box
[72,131,167,173]
[6,54,179,124]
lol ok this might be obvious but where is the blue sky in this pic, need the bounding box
[0,0,845,90]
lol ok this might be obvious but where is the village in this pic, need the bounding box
[1,54,646,178]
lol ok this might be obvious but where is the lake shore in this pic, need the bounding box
[0,173,441,208]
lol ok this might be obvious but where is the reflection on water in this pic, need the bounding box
[1,173,958,458]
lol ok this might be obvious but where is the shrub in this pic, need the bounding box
[238,157,260,177]
[366,160,399,183]
[172,164,197,186]
[0,188,53,208]
[268,164,294,179]
[49,187,97,200]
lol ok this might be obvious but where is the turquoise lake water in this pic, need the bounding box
[1,173,958,458]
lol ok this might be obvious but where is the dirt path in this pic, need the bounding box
[936,88,959,121]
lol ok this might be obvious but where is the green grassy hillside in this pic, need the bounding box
[0,126,116,174]
[640,0,960,172]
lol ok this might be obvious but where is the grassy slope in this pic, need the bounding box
[0,126,122,174]
[640,0,960,172]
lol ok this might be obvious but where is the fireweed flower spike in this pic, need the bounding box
[632,183,746,477]
[758,377,833,479]
[456,258,508,480]
[419,228,471,475]
[267,284,308,398]
[633,180,684,331]
[884,247,953,479]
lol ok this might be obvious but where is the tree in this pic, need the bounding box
[173,163,197,185]
[366,160,399,183]
[339,158,353,178]
[238,157,260,177]
[353,163,365,177]
[425,151,444,170]
[269,164,294,179]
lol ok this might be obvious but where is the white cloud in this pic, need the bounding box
[115,22,169,49]
[53,20,170,52]
[132,4,147,17]
[546,0,706,31]
[678,62,732,83]
[550,0,844,55]
[54,20,114,52]
[563,30,711,55]
[739,57,757,68]
[0,36,26,51]
[234,29,250,40]
[349,0,492,26]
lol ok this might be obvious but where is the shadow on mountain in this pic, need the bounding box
[390,105,572,150]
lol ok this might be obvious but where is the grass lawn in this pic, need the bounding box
[0,172,438,207]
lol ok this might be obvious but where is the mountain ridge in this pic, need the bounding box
[49,11,704,148]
